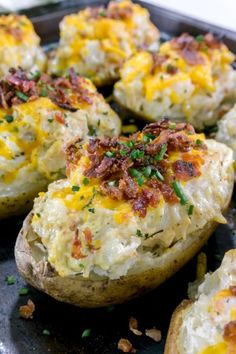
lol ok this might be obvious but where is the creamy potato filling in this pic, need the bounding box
[178,251,236,354]
[48,0,159,86]
[0,14,46,75]
[31,120,233,280]
[114,33,236,130]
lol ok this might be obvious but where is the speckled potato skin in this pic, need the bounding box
[15,215,218,307]
[164,300,192,354]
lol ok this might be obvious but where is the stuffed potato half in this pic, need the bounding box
[15,120,234,307]
[113,33,236,130]
[0,68,120,219]
[164,250,236,354]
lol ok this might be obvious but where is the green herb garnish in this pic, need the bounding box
[120,149,128,156]
[188,204,194,216]
[82,178,89,185]
[108,180,117,187]
[105,151,115,158]
[88,208,95,213]
[19,287,28,295]
[72,185,80,192]
[143,166,152,177]
[82,329,91,338]
[172,180,188,205]
[42,329,50,336]
[195,34,204,43]
[143,132,155,142]
[154,170,164,182]
[4,115,14,123]
[136,229,163,240]
[5,275,16,285]
[40,88,48,97]
[155,144,167,161]
[16,91,28,102]
[28,70,41,80]
[130,149,144,160]
[129,168,144,186]
[47,118,53,123]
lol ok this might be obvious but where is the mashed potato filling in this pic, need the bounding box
[48,0,159,86]
[177,251,236,354]
[0,14,46,76]
[0,68,120,217]
[31,120,233,280]
[114,33,236,130]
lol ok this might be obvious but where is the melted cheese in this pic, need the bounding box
[199,342,227,354]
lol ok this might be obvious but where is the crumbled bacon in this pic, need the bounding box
[118,338,136,353]
[129,317,142,336]
[19,299,35,319]
[230,286,236,296]
[107,2,133,20]
[68,119,205,217]
[171,33,205,65]
[145,328,162,342]
[223,321,236,344]
[204,33,221,49]
[172,160,201,181]
[151,54,168,74]
[7,27,23,40]
[0,67,93,110]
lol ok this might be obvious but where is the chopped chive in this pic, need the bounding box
[120,149,127,156]
[98,10,106,17]
[5,275,16,285]
[105,151,115,158]
[155,143,167,161]
[40,88,48,97]
[129,168,144,186]
[47,118,53,123]
[28,70,41,80]
[36,213,41,218]
[88,208,95,213]
[125,140,134,148]
[154,170,164,182]
[82,329,91,338]
[16,91,28,102]
[136,229,143,237]
[82,178,89,185]
[4,115,14,123]
[42,329,50,336]
[130,149,144,160]
[172,181,188,205]
[196,139,202,145]
[195,34,204,43]
[143,166,152,177]
[143,133,155,142]
[188,204,194,216]
[19,287,28,296]
[72,185,80,192]
[168,122,176,129]
[88,126,97,136]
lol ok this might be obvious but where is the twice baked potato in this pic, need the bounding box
[15,119,234,307]
[0,68,120,219]
[47,0,160,86]
[216,103,236,166]
[165,250,236,354]
[0,14,46,75]
[114,33,236,130]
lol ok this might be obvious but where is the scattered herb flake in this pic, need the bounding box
[120,149,128,156]
[88,208,95,213]
[16,91,28,102]
[155,144,167,161]
[82,329,91,338]
[72,185,80,192]
[172,181,188,205]
[105,151,115,158]
[42,329,50,336]
[5,275,16,285]
[130,149,144,160]
[82,178,89,186]
[195,34,204,43]
[4,115,14,123]
[19,287,29,296]
[47,118,53,123]
[188,204,194,216]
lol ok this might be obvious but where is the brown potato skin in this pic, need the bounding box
[15,214,218,308]
[164,300,192,354]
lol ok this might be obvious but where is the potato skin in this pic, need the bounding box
[164,300,192,354]
[15,213,218,308]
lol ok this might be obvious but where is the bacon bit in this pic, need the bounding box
[72,230,85,260]
[230,286,236,296]
[118,338,136,353]
[145,328,162,342]
[19,299,35,319]
[223,321,236,344]
[0,67,93,110]
[55,112,66,125]
[172,160,201,181]
[7,27,23,40]
[151,54,168,74]
[171,33,205,65]
[70,119,204,217]
[107,2,133,20]
[65,137,82,174]
[204,33,221,49]
[84,227,92,244]
[129,317,142,336]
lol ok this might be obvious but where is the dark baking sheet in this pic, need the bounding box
[1,1,236,353]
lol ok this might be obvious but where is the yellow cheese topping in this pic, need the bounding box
[119,35,235,102]
[199,342,227,354]
[0,14,38,47]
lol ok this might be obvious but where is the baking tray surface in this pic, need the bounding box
[1,1,236,353]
